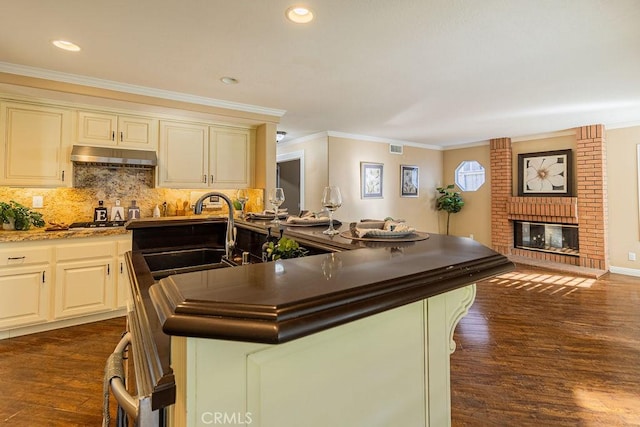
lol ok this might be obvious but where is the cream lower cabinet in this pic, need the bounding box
[54,240,117,319]
[116,240,132,309]
[0,101,71,187]
[158,120,253,188]
[0,245,52,331]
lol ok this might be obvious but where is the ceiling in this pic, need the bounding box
[1,0,640,148]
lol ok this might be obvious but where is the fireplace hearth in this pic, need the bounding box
[514,221,579,257]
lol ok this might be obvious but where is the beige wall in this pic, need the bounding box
[327,136,442,232]
[277,135,329,212]
[442,145,491,244]
[607,126,640,271]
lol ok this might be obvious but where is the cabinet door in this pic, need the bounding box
[0,102,71,187]
[77,111,158,150]
[76,111,117,145]
[158,120,208,187]
[209,127,251,188]
[54,258,114,319]
[116,239,132,309]
[118,115,158,150]
[0,265,50,330]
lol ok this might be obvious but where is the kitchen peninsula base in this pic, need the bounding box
[169,285,475,427]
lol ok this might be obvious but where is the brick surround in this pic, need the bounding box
[490,125,609,272]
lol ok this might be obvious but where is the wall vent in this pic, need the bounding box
[389,144,403,154]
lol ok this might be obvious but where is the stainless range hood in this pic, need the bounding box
[70,145,157,168]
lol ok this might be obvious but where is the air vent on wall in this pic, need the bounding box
[389,144,403,154]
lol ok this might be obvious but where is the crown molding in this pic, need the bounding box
[0,61,286,117]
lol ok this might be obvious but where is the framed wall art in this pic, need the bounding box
[518,149,573,196]
[361,162,384,199]
[400,165,419,197]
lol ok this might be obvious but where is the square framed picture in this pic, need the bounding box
[400,165,419,197]
[517,149,573,196]
[361,162,383,199]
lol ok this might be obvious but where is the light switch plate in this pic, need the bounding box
[32,195,44,208]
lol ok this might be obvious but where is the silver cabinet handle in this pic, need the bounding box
[8,256,26,260]
[120,131,124,142]
[112,130,116,141]
[210,174,214,183]
[61,170,65,181]
[203,174,207,183]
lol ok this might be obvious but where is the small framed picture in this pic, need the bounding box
[361,162,383,199]
[518,149,573,196]
[400,165,419,197]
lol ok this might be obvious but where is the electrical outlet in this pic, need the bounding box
[32,195,44,208]
[629,252,637,261]
[469,234,474,240]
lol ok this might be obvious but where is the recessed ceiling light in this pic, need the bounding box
[52,40,81,52]
[220,76,239,85]
[285,6,314,24]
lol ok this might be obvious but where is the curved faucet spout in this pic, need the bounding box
[193,192,235,259]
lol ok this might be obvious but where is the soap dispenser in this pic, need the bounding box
[94,200,108,222]
[128,200,141,220]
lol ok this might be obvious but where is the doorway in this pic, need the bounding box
[276,150,304,215]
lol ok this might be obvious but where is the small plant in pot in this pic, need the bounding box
[0,200,46,230]
[436,185,464,235]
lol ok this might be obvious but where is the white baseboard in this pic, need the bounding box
[609,266,640,277]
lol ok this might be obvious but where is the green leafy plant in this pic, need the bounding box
[263,236,308,261]
[0,200,46,230]
[436,185,464,235]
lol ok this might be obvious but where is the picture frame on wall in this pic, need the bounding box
[361,162,384,199]
[517,149,573,196]
[400,165,419,197]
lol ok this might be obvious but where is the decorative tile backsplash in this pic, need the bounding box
[0,166,264,225]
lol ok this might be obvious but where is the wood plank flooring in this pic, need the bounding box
[0,317,126,426]
[451,266,640,426]
[0,265,638,426]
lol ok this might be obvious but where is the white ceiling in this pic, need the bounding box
[1,0,640,148]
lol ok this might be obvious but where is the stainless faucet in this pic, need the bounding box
[193,192,235,260]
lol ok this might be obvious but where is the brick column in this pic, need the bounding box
[490,138,513,255]
[575,125,609,270]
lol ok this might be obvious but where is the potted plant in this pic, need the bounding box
[436,185,464,235]
[0,200,46,230]
[262,236,308,261]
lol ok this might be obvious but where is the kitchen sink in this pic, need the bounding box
[143,248,236,279]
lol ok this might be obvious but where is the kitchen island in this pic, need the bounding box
[124,217,513,426]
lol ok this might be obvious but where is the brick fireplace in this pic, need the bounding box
[490,125,609,272]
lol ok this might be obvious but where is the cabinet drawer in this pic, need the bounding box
[0,246,51,267]
[56,241,115,261]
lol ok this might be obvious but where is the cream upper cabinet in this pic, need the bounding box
[0,101,71,187]
[209,126,253,188]
[159,120,253,188]
[76,110,158,150]
[158,120,209,187]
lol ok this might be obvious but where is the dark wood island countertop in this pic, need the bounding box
[124,217,514,410]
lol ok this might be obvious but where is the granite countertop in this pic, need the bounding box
[0,226,130,243]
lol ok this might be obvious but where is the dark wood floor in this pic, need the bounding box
[0,317,126,426]
[0,265,638,426]
[451,266,640,426]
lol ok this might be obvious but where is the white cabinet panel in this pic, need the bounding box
[0,102,71,187]
[209,127,251,187]
[55,258,114,319]
[158,120,208,187]
[77,110,158,150]
[0,265,50,330]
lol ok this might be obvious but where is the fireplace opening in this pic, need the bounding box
[514,221,579,256]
